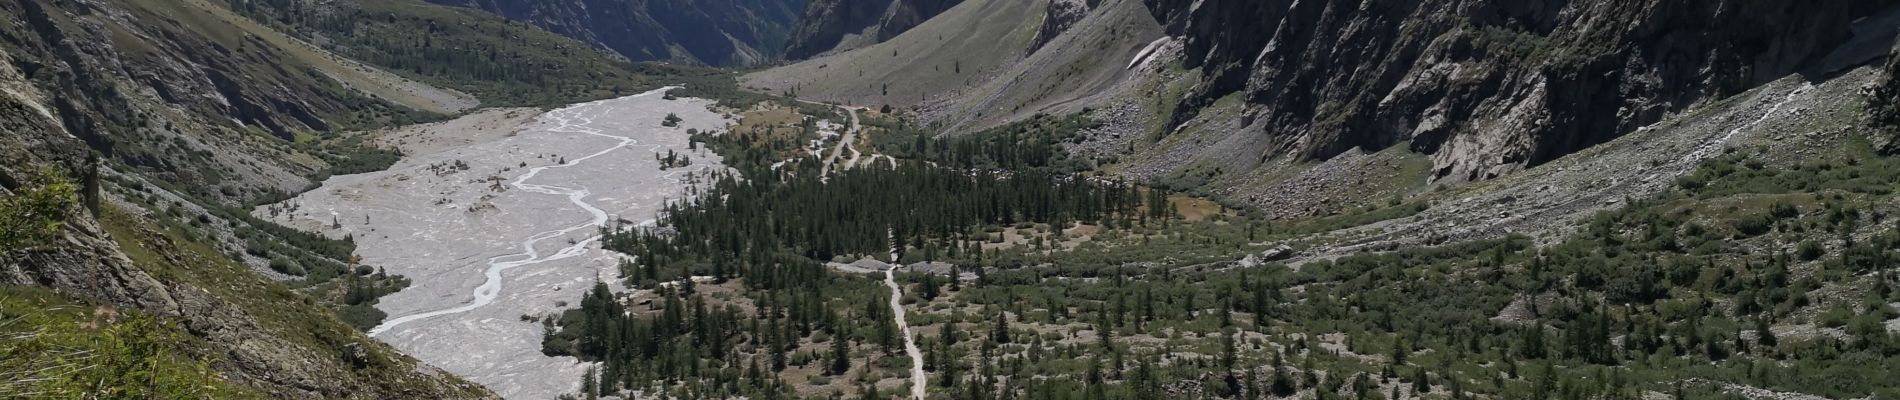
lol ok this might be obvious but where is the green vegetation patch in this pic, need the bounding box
[224,0,657,107]
[870,113,1099,173]
[0,286,256,399]
[0,169,78,252]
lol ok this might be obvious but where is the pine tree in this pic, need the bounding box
[828,332,850,376]
[1756,318,1778,348]
[1270,352,1295,397]
[1085,358,1106,399]
[1134,358,1160,399]
[1532,360,1556,399]
[580,365,599,400]
[1391,337,1408,366]
[992,312,1010,344]
[1221,331,1239,372]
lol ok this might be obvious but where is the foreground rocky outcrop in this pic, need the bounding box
[0,205,497,399]
[1865,41,1900,153]
[1144,0,1900,183]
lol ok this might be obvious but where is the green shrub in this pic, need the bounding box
[1796,240,1825,261]
[1733,214,1774,237]
[1818,306,1854,328]
[337,304,388,332]
[0,170,78,251]
[268,256,307,276]
[0,289,252,398]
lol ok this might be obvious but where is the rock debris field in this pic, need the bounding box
[256,88,728,399]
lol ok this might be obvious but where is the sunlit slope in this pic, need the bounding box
[742,0,1045,109]
[744,0,1164,132]
[933,0,1162,131]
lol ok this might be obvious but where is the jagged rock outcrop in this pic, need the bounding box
[428,0,806,66]
[0,0,412,204]
[0,211,495,398]
[783,0,962,59]
[1144,0,1900,182]
[876,0,964,42]
[1032,0,1093,52]
[1866,41,1900,153]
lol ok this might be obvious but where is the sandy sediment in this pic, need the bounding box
[258,88,728,399]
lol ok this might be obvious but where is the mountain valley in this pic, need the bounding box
[3,0,1900,399]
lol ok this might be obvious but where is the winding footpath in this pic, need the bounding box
[814,103,862,178]
[873,232,927,399]
[884,260,927,399]
[369,88,674,336]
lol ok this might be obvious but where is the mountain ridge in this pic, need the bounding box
[782,0,964,60]
[426,0,807,66]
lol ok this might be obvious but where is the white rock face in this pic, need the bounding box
[259,88,728,399]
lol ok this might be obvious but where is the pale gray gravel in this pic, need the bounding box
[257,88,729,399]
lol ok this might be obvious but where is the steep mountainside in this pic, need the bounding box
[1143,0,1900,183]
[223,0,668,106]
[747,0,1163,130]
[426,0,806,66]
[0,0,693,396]
[0,2,492,390]
[0,0,424,204]
[782,0,963,59]
[755,0,1900,217]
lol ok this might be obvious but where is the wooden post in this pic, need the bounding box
[338,254,362,305]
[82,154,101,215]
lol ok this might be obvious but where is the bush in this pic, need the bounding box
[1733,214,1774,237]
[1796,240,1825,261]
[1676,175,1707,190]
[0,170,77,251]
[338,304,388,332]
[0,290,249,398]
[268,256,307,276]
[1770,202,1800,219]
[1818,306,1853,328]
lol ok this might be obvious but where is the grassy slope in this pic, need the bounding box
[935,0,1164,131]
[747,0,1165,133]
[130,0,474,114]
[0,286,259,398]
[741,0,1047,108]
[98,204,494,397]
[224,0,666,108]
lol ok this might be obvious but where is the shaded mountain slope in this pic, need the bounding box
[1142,0,1900,183]
[782,0,964,59]
[426,0,806,66]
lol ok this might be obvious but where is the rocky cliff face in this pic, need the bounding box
[1145,0,1899,182]
[782,0,962,59]
[0,203,497,399]
[0,31,493,395]
[1032,0,1092,52]
[429,0,805,66]
[0,0,612,396]
[1867,41,1900,153]
[0,0,372,203]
